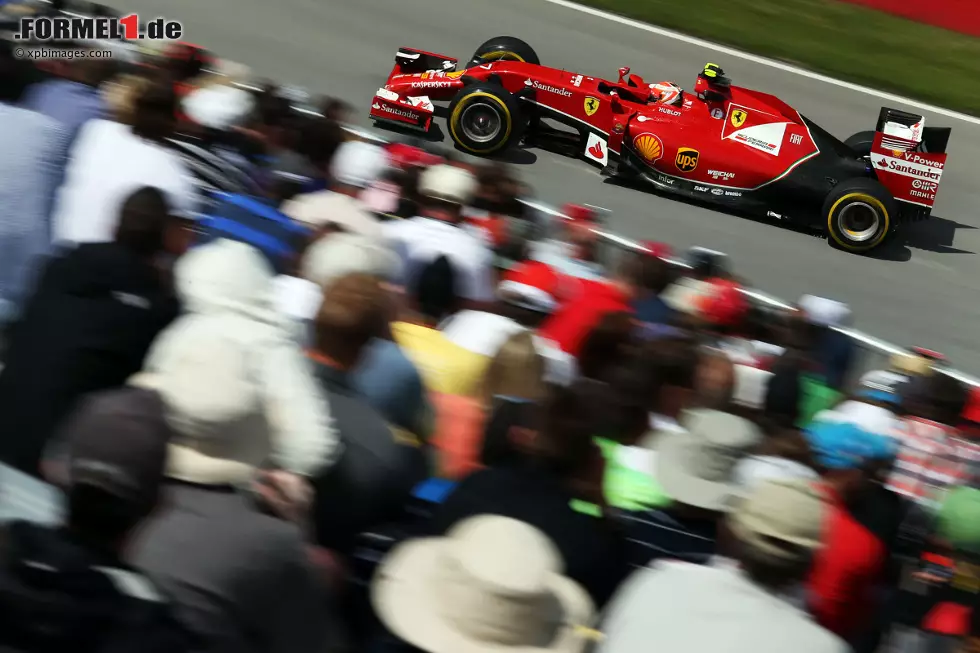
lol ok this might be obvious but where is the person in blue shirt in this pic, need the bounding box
[21,51,112,144]
[0,42,71,330]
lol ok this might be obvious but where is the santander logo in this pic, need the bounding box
[588,140,604,159]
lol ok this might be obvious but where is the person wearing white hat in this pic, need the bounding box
[372,515,597,653]
[383,164,495,303]
[124,314,346,653]
[281,140,389,239]
[133,238,340,482]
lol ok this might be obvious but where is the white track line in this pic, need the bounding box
[539,0,980,127]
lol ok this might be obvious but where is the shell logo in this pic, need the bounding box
[633,133,663,163]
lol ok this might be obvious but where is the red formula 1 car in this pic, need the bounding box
[369,37,951,252]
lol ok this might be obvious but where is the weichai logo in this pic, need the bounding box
[14,14,183,41]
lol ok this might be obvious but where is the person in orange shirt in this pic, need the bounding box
[431,330,549,480]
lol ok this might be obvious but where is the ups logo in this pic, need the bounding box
[675,147,699,172]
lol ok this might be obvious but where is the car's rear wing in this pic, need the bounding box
[870,107,950,213]
[387,47,458,84]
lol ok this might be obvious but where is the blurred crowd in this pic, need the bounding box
[3,31,980,653]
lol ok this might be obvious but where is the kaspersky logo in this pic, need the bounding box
[14,14,183,41]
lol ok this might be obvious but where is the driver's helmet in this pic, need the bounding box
[695,63,732,102]
[648,81,683,106]
[699,62,731,87]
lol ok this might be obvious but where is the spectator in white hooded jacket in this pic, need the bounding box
[136,238,340,483]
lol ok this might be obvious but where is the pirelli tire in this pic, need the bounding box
[823,178,896,253]
[448,83,523,156]
[468,36,540,66]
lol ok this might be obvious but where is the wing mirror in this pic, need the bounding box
[618,67,630,83]
[609,90,623,112]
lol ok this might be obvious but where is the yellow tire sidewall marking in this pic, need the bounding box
[827,192,890,250]
[450,92,513,154]
[480,50,525,62]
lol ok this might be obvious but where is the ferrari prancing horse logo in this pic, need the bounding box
[730,109,748,128]
[584,97,600,116]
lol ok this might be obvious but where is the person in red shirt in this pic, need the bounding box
[539,248,667,357]
[803,420,899,643]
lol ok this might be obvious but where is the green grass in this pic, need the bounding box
[575,0,980,116]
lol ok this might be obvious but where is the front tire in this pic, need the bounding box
[823,178,895,252]
[468,36,540,67]
[448,83,522,156]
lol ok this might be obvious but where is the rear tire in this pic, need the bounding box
[448,83,523,155]
[468,36,540,67]
[844,130,876,159]
[823,178,895,252]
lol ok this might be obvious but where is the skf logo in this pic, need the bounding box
[730,109,748,128]
[584,97,600,117]
[675,147,699,172]
[633,134,663,163]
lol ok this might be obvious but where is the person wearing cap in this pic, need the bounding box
[0,388,193,651]
[616,409,763,569]
[440,259,576,387]
[370,515,598,653]
[51,78,199,246]
[804,420,899,642]
[0,187,183,476]
[308,272,427,556]
[599,479,847,653]
[281,140,389,239]
[383,163,496,304]
[392,256,492,399]
[835,369,908,427]
[180,59,255,134]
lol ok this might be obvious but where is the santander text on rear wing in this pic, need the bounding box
[870,107,950,214]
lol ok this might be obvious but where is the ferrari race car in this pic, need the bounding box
[369,37,952,252]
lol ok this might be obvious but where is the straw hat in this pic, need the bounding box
[372,516,595,653]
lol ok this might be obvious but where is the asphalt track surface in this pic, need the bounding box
[124,0,980,374]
